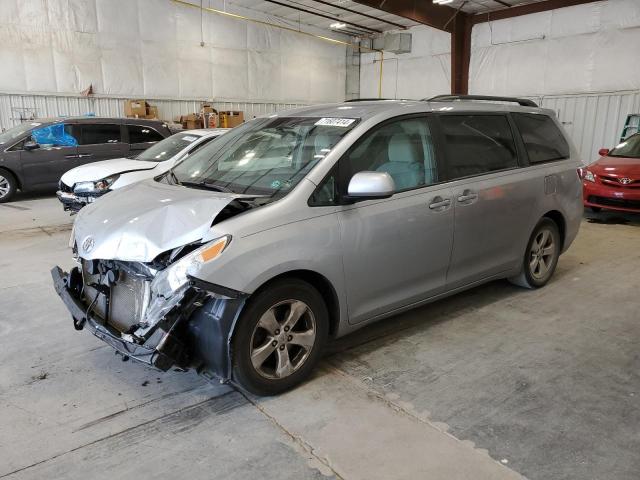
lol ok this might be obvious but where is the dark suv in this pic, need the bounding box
[0,116,175,202]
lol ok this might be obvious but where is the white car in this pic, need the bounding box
[57,128,229,211]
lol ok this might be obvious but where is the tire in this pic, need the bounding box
[509,218,561,289]
[0,169,17,203]
[232,279,329,396]
[590,206,602,213]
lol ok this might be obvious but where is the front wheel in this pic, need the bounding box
[509,218,561,289]
[0,169,17,203]
[232,279,329,396]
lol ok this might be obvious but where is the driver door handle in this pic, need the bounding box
[64,154,79,159]
[429,197,451,210]
[77,154,93,158]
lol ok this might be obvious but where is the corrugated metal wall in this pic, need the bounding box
[0,94,307,131]
[530,91,640,164]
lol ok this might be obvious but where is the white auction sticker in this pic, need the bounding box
[315,118,356,127]
[182,135,198,142]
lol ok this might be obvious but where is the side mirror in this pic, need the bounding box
[24,140,40,151]
[346,171,395,201]
[598,148,609,157]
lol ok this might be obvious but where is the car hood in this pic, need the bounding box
[590,156,640,176]
[73,180,254,262]
[61,158,159,186]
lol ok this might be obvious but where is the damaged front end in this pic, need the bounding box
[51,238,247,380]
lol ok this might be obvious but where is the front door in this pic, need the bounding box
[437,114,534,289]
[333,115,454,324]
[75,122,127,166]
[20,123,78,189]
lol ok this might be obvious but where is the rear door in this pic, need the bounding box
[436,113,534,289]
[20,123,79,189]
[326,115,454,324]
[126,124,166,156]
[76,122,127,165]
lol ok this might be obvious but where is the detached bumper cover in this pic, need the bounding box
[56,190,106,212]
[51,266,248,379]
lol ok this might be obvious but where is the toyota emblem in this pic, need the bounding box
[619,177,633,185]
[82,236,95,253]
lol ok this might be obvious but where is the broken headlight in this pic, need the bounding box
[74,174,120,193]
[150,235,231,297]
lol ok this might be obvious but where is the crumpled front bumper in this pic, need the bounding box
[56,190,105,212]
[51,266,187,370]
[51,265,248,379]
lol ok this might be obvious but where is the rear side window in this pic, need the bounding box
[128,125,164,144]
[439,115,518,180]
[79,124,121,145]
[512,113,570,164]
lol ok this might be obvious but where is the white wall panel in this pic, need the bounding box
[533,91,640,164]
[0,0,346,104]
[0,93,306,131]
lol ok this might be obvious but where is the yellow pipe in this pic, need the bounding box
[171,0,384,99]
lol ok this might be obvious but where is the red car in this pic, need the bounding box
[582,133,640,213]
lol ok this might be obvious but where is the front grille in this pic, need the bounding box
[588,195,640,210]
[599,176,640,188]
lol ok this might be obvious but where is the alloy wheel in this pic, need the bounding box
[0,175,9,199]
[249,299,317,380]
[529,228,556,280]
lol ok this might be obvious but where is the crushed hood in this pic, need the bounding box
[61,158,159,186]
[73,180,248,262]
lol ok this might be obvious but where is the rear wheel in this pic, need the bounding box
[509,218,561,289]
[232,279,328,396]
[0,169,17,203]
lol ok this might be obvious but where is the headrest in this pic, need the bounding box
[388,134,419,163]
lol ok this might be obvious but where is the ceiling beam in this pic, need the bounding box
[472,0,602,24]
[349,0,458,32]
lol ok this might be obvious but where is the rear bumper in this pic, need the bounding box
[51,265,248,379]
[583,181,640,213]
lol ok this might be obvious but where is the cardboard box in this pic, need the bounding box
[145,105,159,119]
[124,99,148,118]
[219,111,244,128]
[180,114,202,130]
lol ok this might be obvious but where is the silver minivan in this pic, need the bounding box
[52,96,583,395]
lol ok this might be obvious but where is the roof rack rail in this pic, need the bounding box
[345,98,394,102]
[425,95,538,108]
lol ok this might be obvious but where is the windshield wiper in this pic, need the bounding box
[180,180,233,193]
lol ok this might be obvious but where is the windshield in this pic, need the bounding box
[0,122,41,146]
[170,116,357,196]
[608,134,640,158]
[136,132,206,162]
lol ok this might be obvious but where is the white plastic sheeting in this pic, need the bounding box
[470,0,640,96]
[0,0,346,104]
[360,25,451,99]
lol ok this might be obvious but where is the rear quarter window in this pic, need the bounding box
[512,113,570,164]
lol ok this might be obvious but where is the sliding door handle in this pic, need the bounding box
[429,197,451,210]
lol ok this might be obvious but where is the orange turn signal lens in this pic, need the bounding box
[199,236,229,263]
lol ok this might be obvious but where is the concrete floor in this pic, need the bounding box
[1,194,639,480]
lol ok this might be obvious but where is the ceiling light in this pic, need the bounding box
[330,22,347,29]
